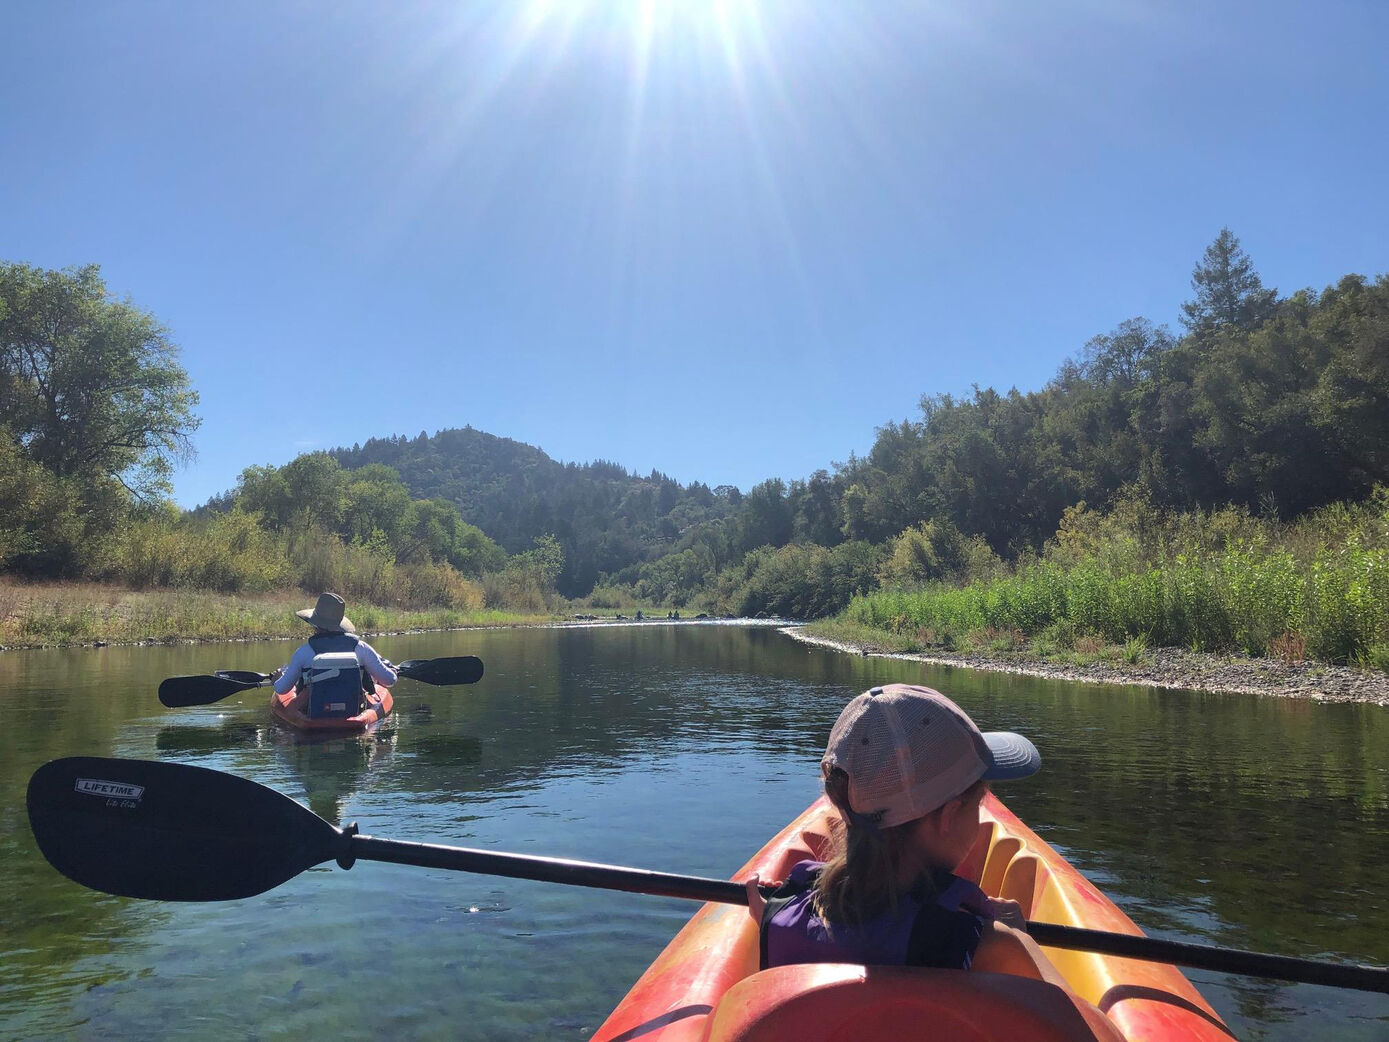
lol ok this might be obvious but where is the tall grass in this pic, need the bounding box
[842,492,1389,667]
[96,511,489,612]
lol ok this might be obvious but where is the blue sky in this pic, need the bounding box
[3,1,1385,508]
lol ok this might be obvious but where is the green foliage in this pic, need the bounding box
[0,431,126,577]
[0,262,199,499]
[482,534,566,612]
[105,508,290,593]
[632,544,719,607]
[708,540,884,619]
[831,237,1389,563]
[7,237,1387,637]
[1181,228,1278,336]
[878,518,991,589]
[843,491,1389,665]
[330,429,738,596]
[582,584,634,610]
[231,452,508,583]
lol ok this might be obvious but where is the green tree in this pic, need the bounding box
[407,497,505,575]
[878,519,972,589]
[341,463,415,546]
[0,263,200,499]
[737,478,794,552]
[236,463,293,526]
[791,469,844,546]
[1080,318,1173,388]
[1181,228,1277,337]
[280,452,344,530]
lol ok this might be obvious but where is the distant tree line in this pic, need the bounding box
[4,232,1386,635]
[329,427,740,596]
[600,230,1388,616]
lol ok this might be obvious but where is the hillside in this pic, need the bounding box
[331,427,738,596]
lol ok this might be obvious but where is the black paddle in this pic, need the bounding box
[157,656,485,708]
[25,757,1389,994]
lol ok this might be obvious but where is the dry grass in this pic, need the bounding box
[0,578,554,649]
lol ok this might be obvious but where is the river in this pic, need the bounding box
[1,623,1386,1040]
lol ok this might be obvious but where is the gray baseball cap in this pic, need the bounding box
[822,684,1041,829]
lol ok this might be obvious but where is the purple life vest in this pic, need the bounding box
[759,861,987,971]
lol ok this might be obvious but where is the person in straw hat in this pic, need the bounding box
[271,593,398,709]
[745,684,1079,991]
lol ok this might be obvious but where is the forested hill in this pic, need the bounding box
[330,427,738,596]
[323,231,1389,609]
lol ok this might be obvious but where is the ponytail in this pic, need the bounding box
[812,766,919,927]
[813,770,989,929]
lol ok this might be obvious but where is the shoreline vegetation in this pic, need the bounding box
[0,582,561,651]
[5,579,1386,708]
[793,621,1389,708]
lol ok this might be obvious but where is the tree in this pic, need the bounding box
[1080,318,1173,388]
[280,452,344,530]
[0,263,200,499]
[737,478,794,552]
[341,463,415,545]
[1181,229,1277,337]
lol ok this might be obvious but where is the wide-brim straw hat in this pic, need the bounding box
[295,592,355,633]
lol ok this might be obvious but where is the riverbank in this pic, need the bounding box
[0,581,560,650]
[792,620,1389,707]
[10,581,1387,707]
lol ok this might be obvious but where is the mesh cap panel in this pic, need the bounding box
[823,684,1031,828]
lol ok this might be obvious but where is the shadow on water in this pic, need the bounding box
[155,721,263,754]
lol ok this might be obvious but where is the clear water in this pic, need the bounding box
[1,623,1386,1040]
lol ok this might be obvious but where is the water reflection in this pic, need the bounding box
[0,624,1385,1040]
[155,721,262,754]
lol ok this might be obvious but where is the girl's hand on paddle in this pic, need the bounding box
[983,896,1027,930]
[743,873,779,923]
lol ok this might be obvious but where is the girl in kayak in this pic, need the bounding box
[746,684,1066,982]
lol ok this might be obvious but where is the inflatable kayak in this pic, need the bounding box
[269,683,393,734]
[592,794,1232,1042]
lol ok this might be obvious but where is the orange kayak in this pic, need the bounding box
[592,794,1232,1042]
[269,683,393,733]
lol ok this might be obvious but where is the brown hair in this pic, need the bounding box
[812,767,986,928]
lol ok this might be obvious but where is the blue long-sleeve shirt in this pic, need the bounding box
[273,638,398,694]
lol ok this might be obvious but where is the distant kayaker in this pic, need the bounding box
[271,593,398,714]
[745,684,1068,983]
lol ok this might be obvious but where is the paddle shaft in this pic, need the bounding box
[1022,922,1389,993]
[158,655,483,708]
[353,833,744,904]
[346,833,1389,994]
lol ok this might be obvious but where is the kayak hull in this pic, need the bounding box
[592,794,1232,1042]
[269,683,393,733]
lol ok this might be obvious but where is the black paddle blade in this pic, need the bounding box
[27,757,342,901]
[397,655,484,686]
[158,673,260,708]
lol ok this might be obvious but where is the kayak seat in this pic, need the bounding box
[979,833,1023,898]
[702,964,1123,1042]
[999,852,1043,913]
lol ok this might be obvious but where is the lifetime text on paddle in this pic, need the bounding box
[75,778,146,808]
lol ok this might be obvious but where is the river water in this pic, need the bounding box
[1,623,1386,1040]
